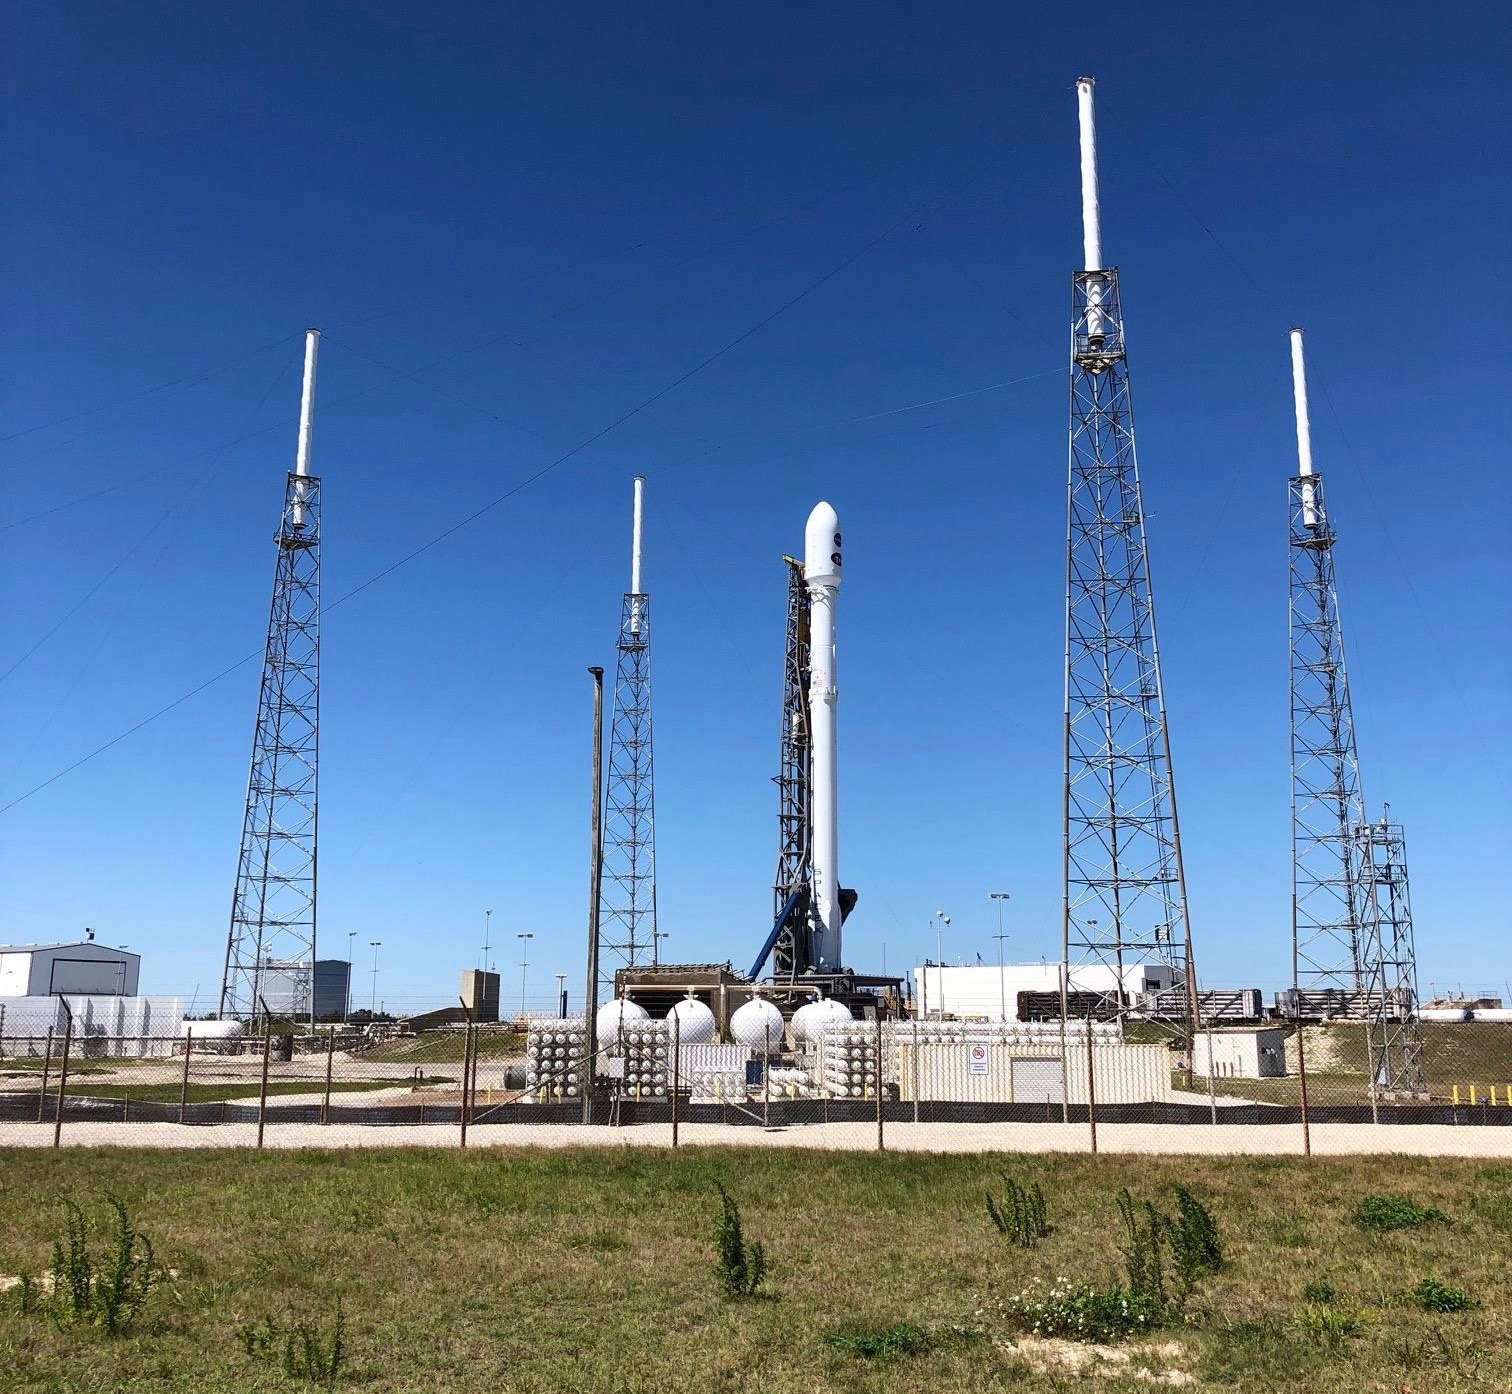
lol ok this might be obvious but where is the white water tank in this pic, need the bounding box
[666,996,717,1044]
[731,998,785,1052]
[596,997,650,1050]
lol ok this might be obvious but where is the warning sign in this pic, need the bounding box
[967,1042,990,1076]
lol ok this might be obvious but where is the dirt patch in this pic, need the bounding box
[1001,1334,1193,1383]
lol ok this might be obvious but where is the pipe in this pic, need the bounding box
[630,475,645,635]
[804,501,842,972]
[292,328,321,527]
[1288,329,1319,527]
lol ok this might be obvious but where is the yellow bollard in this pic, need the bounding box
[1493,1087,1500,1107]
[1469,1084,1478,1106]
[1452,1085,1460,1106]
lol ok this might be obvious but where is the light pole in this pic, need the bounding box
[990,892,1011,1022]
[555,973,567,1019]
[517,932,534,1019]
[347,930,356,1017]
[368,941,382,1014]
[483,909,493,972]
[932,911,950,1017]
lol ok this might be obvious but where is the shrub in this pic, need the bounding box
[824,1322,931,1360]
[986,1175,1050,1248]
[1296,1297,1368,1347]
[1354,1195,1447,1232]
[47,1195,158,1335]
[1299,1280,1336,1304]
[712,1185,768,1299]
[1166,1186,1223,1291]
[1116,1188,1169,1308]
[1411,1277,1479,1313]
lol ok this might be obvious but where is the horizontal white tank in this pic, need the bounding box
[596,997,650,1049]
[666,996,717,1045]
[1420,1007,1471,1023]
[1469,1008,1512,1023]
[730,998,784,1052]
[180,1019,244,1040]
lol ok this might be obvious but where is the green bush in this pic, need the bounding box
[1299,1280,1336,1304]
[986,1175,1050,1248]
[1295,1297,1368,1347]
[712,1185,768,1300]
[1411,1277,1479,1313]
[1167,1186,1224,1291]
[1354,1195,1447,1232]
[237,1302,346,1385]
[823,1322,931,1360]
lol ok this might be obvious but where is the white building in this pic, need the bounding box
[1193,1027,1288,1080]
[913,962,1178,1021]
[0,942,140,997]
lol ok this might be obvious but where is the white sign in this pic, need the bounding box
[967,1042,990,1076]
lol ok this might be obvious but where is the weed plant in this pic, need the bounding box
[1411,1276,1478,1312]
[1008,1276,1171,1342]
[46,1195,158,1336]
[1354,1194,1447,1232]
[985,1175,1050,1248]
[237,1302,346,1385]
[823,1322,931,1360]
[712,1185,768,1299]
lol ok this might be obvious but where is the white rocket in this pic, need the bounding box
[292,328,321,528]
[1289,328,1320,529]
[804,501,842,972]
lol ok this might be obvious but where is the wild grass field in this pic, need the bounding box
[0,1147,1505,1392]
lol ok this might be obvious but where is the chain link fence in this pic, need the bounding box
[4,1014,1509,1150]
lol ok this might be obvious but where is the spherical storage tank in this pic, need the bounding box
[790,997,853,1045]
[730,997,785,1052]
[666,995,717,1044]
[596,997,650,1050]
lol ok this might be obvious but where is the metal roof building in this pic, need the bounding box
[0,942,140,998]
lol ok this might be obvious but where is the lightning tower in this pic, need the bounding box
[1287,329,1425,1093]
[595,476,658,1006]
[221,329,323,1028]
[1060,78,1198,1037]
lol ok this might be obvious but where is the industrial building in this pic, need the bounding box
[913,962,1178,1021]
[0,942,140,998]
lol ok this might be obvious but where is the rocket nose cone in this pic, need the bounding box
[804,501,841,586]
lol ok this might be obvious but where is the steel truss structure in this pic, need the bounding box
[1061,268,1197,1040]
[1354,809,1427,1095]
[221,471,321,1028]
[1288,471,1366,1000]
[771,556,818,979]
[596,589,658,1007]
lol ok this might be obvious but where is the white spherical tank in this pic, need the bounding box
[666,996,717,1044]
[791,997,854,1045]
[596,997,649,1050]
[730,997,785,1052]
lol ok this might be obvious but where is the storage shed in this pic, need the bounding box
[1193,1027,1288,1080]
[0,942,140,998]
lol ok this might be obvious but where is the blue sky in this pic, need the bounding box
[3,2,1507,1013]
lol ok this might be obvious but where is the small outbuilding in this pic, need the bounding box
[1193,1026,1288,1080]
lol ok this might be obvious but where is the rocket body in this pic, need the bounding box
[804,501,842,972]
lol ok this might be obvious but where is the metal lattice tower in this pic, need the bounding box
[1355,808,1427,1095]
[221,330,322,1028]
[1287,329,1426,1091]
[771,556,816,979]
[1060,79,1197,1037]
[596,476,658,1006]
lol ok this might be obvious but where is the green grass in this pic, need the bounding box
[0,1149,1506,1393]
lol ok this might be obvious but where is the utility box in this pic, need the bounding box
[461,969,501,1023]
[1194,1027,1288,1080]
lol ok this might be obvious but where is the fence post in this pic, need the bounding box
[459,1000,474,1150]
[179,1027,193,1125]
[671,1010,680,1149]
[911,1020,920,1125]
[763,1020,771,1129]
[321,1030,334,1125]
[1293,1004,1312,1156]
[53,1002,74,1150]
[256,1008,272,1151]
[1084,1016,1098,1155]
[875,1014,885,1153]
[37,1026,53,1124]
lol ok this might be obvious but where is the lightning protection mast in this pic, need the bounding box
[1287,330,1425,1094]
[770,555,815,979]
[595,476,658,1008]
[220,329,323,1030]
[1060,78,1199,1043]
